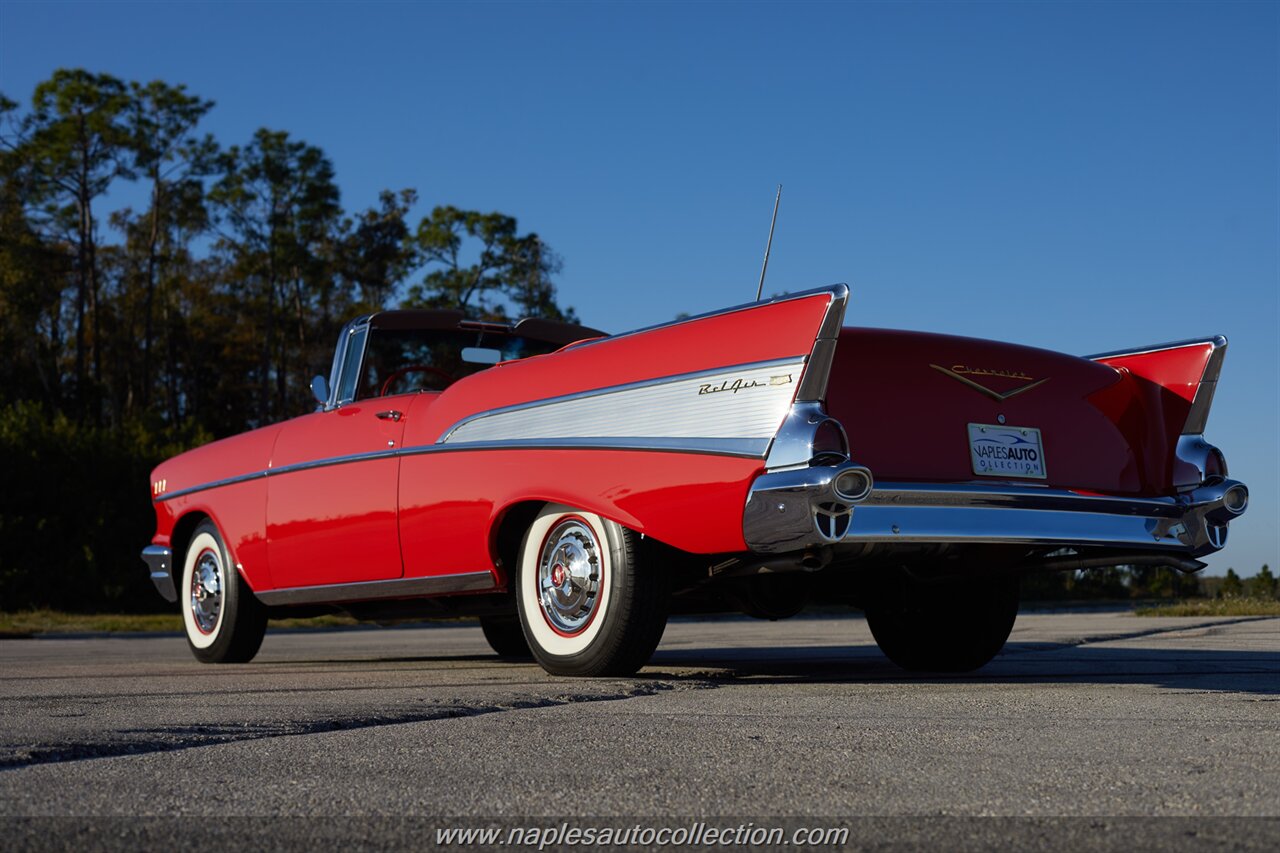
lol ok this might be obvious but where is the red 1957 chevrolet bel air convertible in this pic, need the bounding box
[141,285,1249,675]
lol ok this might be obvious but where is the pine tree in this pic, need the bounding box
[1247,565,1276,600]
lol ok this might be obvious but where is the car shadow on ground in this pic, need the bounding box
[644,643,1280,695]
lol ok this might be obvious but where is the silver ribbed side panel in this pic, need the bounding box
[442,360,805,447]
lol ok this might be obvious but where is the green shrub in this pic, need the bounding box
[0,402,208,612]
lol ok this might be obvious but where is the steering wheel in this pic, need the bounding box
[380,364,455,397]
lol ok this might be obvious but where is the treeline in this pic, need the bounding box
[1022,564,1278,601]
[1,68,576,434]
[0,69,577,611]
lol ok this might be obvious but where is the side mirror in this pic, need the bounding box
[310,375,330,407]
[462,346,502,365]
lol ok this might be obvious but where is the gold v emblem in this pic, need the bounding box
[929,364,1049,402]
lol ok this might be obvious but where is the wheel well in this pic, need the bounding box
[490,501,694,591]
[491,501,546,590]
[168,511,210,591]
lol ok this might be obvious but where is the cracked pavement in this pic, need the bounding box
[1,612,1278,847]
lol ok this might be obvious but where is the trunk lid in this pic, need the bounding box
[826,328,1164,497]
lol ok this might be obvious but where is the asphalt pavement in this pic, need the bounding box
[1,611,1277,851]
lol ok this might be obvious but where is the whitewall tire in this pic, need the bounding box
[515,505,667,677]
[180,520,267,663]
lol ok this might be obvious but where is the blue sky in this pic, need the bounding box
[2,1,1275,574]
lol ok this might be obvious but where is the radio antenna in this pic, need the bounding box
[755,184,782,301]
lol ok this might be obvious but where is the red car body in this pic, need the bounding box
[143,285,1249,675]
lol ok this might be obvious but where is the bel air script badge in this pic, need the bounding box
[698,374,793,396]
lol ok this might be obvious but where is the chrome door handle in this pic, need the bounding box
[376,410,403,422]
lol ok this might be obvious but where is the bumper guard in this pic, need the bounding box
[141,545,177,602]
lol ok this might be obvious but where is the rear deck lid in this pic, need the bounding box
[825,328,1156,496]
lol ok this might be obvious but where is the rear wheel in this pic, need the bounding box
[864,570,1018,672]
[479,614,532,658]
[181,520,267,663]
[515,505,668,677]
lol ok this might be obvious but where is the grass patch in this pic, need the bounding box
[0,610,183,636]
[271,614,360,630]
[1134,598,1280,617]
[0,609,361,637]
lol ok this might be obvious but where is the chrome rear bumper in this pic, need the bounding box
[743,466,1248,559]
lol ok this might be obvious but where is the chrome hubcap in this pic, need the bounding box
[537,520,601,634]
[190,550,223,635]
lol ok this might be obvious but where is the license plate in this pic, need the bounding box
[968,423,1047,479]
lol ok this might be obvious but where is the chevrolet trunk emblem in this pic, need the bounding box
[929,363,1048,402]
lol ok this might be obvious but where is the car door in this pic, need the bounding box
[265,395,411,589]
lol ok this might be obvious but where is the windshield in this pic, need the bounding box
[358,328,566,399]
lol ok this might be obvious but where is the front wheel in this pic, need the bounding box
[181,520,267,663]
[515,505,668,677]
[864,570,1018,672]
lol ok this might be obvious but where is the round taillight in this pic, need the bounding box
[1205,448,1228,479]
[811,419,848,458]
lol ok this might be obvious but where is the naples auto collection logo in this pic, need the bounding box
[698,374,793,396]
[967,435,1039,461]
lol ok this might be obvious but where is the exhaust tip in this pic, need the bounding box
[833,466,874,503]
[800,548,830,570]
[1223,484,1248,514]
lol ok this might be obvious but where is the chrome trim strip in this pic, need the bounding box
[439,356,804,443]
[255,571,496,606]
[794,283,849,402]
[141,545,176,603]
[798,339,837,401]
[838,502,1223,554]
[861,482,1188,516]
[568,283,850,352]
[1085,335,1227,361]
[158,470,266,501]
[814,283,850,341]
[413,437,770,457]
[156,438,766,503]
[157,448,402,502]
[1183,341,1227,434]
[758,285,848,469]
[269,449,401,477]
[1194,337,1228,383]
[271,448,401,475]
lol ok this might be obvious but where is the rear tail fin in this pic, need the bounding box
[1089,336,1227,435]
[1090,337,1229,490]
